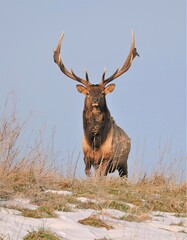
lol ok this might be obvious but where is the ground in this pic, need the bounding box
[0,189,186,240]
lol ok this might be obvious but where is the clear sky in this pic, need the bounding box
[0,1,186,179]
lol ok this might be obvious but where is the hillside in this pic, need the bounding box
[0,106,186,240]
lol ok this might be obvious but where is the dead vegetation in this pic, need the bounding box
[21,206,57,219]
[78,214,113,230]
[120,213,152,222]
[0,101,62,200]
[0,101,186,218]
[23,226,61,240]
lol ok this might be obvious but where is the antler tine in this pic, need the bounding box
[84,68,89,82]
[53,32,89,86]
[101,31,139,86]
[101,67,107,84]
[101,67,119,85]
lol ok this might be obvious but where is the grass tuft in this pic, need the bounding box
[23,226,61,240]
[0,233,10,240]
[21,206,57,218]
[95,238,112,240]
[120,214,152,222]
[30,192,79,212]
[173,213,187,218]
[170,220,185,227]
[108,200,130,212]
[78,215,113,230]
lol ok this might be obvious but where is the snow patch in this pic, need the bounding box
[0,191,186,240]
[45,189,72,196]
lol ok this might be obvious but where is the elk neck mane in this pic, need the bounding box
[83,104,113,150]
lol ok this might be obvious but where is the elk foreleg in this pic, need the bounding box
[84,157,91,177]
[94,159,109,177]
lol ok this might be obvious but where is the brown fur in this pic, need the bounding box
[80,85,131,177]
[53,32,138,177]
[83,119,131,177]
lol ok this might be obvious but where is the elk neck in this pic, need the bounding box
[83,102,113,150]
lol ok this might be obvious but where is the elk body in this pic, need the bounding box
[53,32,139,177]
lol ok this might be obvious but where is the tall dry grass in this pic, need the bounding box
[0,100,186,214]
[0,101,63,199]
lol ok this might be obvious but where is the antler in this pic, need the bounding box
[100,31,139,86]
[53,32,90,87]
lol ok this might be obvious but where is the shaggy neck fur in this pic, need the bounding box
[83,104,112,150]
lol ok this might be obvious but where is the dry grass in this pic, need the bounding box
[56,177,186,214]
[0,101,63,200]
[95,238,112,240]
[0,101,186,217]
[21,206,57,218]
[23,226,61,240]
[120,213,152,222]
[170,220,185,227]
[1,204,57,218]
[30,192,78,212]
[0,233,9,240]
[174,213,187,218]
[78,214,113,230]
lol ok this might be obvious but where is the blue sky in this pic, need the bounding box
[0,1,186,178]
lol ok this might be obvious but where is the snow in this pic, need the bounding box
[0,192,186,240]
[45,190,73,196]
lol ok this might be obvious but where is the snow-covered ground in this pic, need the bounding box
[0,191,186,240]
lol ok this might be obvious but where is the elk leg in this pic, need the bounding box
[95,161,109,177]
[84,157,91,177]
[118,163,128,177]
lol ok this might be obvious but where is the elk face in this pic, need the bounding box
[76,84,115,111]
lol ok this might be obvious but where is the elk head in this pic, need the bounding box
[53,31,139,117]
[75,83,115,112]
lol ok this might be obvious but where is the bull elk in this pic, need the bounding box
[53,32,139,177]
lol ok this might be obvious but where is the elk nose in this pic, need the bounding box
[92,97,99,103]
[92,97,99,107]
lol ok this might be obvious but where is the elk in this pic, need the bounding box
[53,32,139,177]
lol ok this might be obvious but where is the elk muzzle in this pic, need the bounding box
[92,97,99,107]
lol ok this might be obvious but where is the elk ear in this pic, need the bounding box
[76,85,87,95]
[104,84,115,95]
